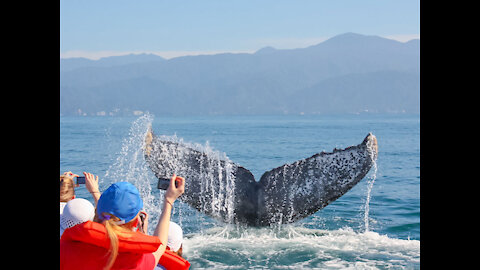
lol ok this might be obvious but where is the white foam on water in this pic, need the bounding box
[183,226,420,269]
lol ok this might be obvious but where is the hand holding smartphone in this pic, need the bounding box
[157,177,179,190]
[158,174,185,208]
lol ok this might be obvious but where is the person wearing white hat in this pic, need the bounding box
[60,171,101,214]
[167,222,184,257]
[154,221,187,270]
[60,198,95,237]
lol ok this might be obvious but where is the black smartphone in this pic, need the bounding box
[157,177,171,190]
[157,177,181,190]
[76,176,86,184]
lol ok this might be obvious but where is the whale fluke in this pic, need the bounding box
[144,130,378,226]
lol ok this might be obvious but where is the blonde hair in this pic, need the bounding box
[94,212,139,270]
[60,176,75,202]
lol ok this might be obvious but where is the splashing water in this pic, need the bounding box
[103,113,237,233]
[364,138,378,232]
[103,113,162,227]
[363,161,378,232]
[150,134,238,225]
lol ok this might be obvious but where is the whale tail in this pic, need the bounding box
[144,130,378,226]
[255,133,378,225]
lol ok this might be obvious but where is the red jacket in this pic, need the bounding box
[60,221,161,270]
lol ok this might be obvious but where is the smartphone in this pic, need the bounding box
[157,177,171,190]
[76,176,86,184]
[157,177,182,190]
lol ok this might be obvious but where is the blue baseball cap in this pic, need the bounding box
[96,182,143,224]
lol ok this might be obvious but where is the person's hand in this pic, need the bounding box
[164,174,185,205]
[62,171,79,179]
[84,172,100,195]
[62,171,80,187]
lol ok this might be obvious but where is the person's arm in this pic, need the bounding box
[84,172,101,206]
[152,174,185,264]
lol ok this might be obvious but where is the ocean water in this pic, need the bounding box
[60,114,420,269]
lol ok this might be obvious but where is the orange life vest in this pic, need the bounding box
[61,220,161,252]
[60,221,161,270]
[158,248,191,270]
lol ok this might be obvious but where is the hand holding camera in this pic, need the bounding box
[62,171,101,203]
[159,174,185,206]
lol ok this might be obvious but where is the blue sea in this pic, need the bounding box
[60,114,420,269]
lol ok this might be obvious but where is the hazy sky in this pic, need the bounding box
[60,0,420,59]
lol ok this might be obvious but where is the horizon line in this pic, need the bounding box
[60,33,420,60]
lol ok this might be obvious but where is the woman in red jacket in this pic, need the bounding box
[60,174,185,270]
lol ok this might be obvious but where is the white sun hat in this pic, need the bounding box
[167,221,184,252]
[60,198,95,237]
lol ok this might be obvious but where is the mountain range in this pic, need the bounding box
[60,33,419,116]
